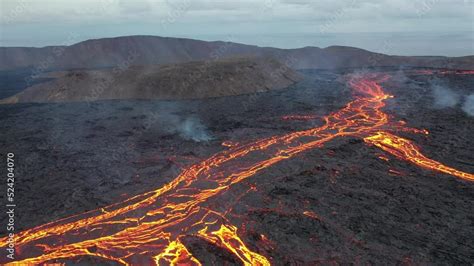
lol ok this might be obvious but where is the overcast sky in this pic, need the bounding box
[1,0,473,56]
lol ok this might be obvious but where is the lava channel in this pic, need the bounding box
[1,70,473,265]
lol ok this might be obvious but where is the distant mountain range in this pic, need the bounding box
[1,35,473,71]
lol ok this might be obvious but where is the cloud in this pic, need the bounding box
[2,0,472,25]
[1,0,472,52]
[118,0,152,15]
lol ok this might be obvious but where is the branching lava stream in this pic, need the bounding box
[1,70,473,265]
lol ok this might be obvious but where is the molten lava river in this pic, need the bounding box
[1,70,473,265]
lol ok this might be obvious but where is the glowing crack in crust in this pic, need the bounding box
[1,70,473,265]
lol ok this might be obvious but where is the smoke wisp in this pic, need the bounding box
[157,111,213,142]
[462,94,474,117]
[428,79,474,117]
[431,85,460,108]
[177,116,213,142]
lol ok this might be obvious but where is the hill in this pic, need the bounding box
[0,57,302,103]
[1,35,472,71]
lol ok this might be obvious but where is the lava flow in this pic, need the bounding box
[364,131,474,181]
[1,71,473,265]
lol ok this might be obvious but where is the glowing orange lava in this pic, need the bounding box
[1,70,472,265]
[364,132,474,182]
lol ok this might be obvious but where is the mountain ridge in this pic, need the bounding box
[1,35,473,71]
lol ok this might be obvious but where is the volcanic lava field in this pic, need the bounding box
[0,68,473,265]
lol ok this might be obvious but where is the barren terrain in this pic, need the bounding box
[0,57,301,103]
[1,36,473,71]
[0,68,473,264]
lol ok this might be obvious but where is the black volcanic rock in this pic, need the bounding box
[0,69,473,264]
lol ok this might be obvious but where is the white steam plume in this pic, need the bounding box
[462,94,474,117]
